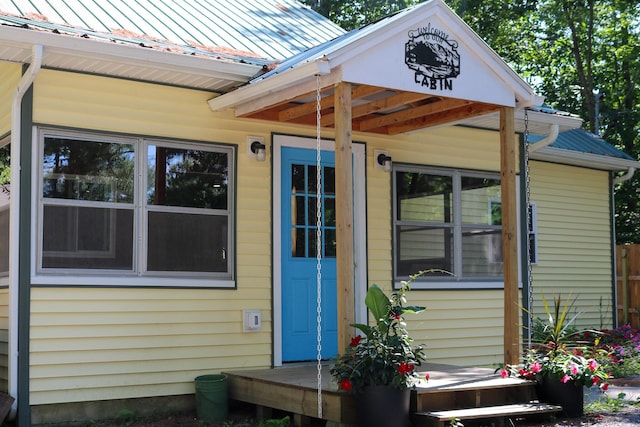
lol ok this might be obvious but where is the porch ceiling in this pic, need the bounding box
[236,83,502,135]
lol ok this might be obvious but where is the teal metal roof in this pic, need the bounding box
[529,128,634,161]
[0,0,345,61]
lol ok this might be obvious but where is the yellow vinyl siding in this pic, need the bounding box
[30,70,276,405]
[529,160,613,330]
[0,62,21,135]
[30,287,271,405]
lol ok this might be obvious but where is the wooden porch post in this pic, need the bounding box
[500,106,520,365]
[334,82,355,354]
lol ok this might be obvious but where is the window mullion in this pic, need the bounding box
[137,138,146,276]
[453,172,463,278]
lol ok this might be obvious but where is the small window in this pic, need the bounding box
[393,166,502,283]
[37,129,234,283]
[527,202,538,265]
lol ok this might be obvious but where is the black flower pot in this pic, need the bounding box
[536,376,584,418]
[353,386,410,427]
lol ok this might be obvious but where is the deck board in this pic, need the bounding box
[223,363,537,425]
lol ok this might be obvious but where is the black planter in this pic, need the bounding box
[536,376,584,418]
[353,386,410,427]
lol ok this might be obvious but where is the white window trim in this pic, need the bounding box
[31,127,235,288]
[392,165,508,290]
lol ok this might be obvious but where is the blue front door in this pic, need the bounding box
[281,147,337,362]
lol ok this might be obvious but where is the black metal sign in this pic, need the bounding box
[405,23,460,91]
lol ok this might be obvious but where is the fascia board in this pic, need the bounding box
[0,25,261,81]
[531,146,640,171]
[207,59,332,112]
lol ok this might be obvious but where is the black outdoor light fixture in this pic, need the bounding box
[376,152,392,172]
[250,140,266,162]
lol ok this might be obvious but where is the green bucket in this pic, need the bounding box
[195,374,228,423]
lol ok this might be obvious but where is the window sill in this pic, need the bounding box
[31,274,236,289]
[394,280,523,290]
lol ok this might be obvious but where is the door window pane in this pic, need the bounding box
[290,162,336,259]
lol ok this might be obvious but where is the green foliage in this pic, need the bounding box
[114,408,139,426]
[302,0,424,31]
[330,272,427,394]
[586,392,640,413]
[504,294,611,390]
[259,415,290,427]
[0,143,9,194]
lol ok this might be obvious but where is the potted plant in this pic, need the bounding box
[330,273,427,427]
[501,294,610,418]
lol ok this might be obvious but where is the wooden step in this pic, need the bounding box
[413,402,563,427]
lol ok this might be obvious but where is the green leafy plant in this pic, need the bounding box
[502,294,610,391]
[586,392,640,413]
[330,272,427,394]
[259,415,290,426]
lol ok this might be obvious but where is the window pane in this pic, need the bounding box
[43,137,134,202]
[42,205,133,269]
[147,212,228,273]
[396,225,453,276]
[147,146,228,209]
[461,176,501,225]
[0,207,8,275]
[397,172,453,222]
[461,227,503,277]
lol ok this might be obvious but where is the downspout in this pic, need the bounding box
[613,167,635,185]
[528,124,559,152]
[9,44,42,419]
[611,167,636,327]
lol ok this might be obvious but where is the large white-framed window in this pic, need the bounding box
[0,138,9,281]
[393,165,503,288]
[36,128,234,286]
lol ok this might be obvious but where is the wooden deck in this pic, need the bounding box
[223,363,559,426]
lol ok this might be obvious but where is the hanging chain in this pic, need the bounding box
[524,109,534,348]
[315,74,323,419]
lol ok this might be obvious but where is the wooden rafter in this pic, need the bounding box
[242,83,501,135]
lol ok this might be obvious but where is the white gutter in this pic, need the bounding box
[613,167,636,185]
[531,146,640,171]
[9,44,43,419]
[528,124,559,152]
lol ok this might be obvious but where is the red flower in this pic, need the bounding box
[350,335,362,347]
[561,375,571,383]
[500,369,509,378]
[530,362,542,374]
[592,377,601,385]
[603,383,609,391]
[424,373,430,381]
[588,360,598,372]
[397,363,415,375]
[339,379,353,392]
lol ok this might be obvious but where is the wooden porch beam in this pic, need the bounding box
[334,81,355,355]
[500,106,520,366]
[386,102,499,135]
[358,98,472,131]
[277,84,387,122]
[322,91,432,127]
